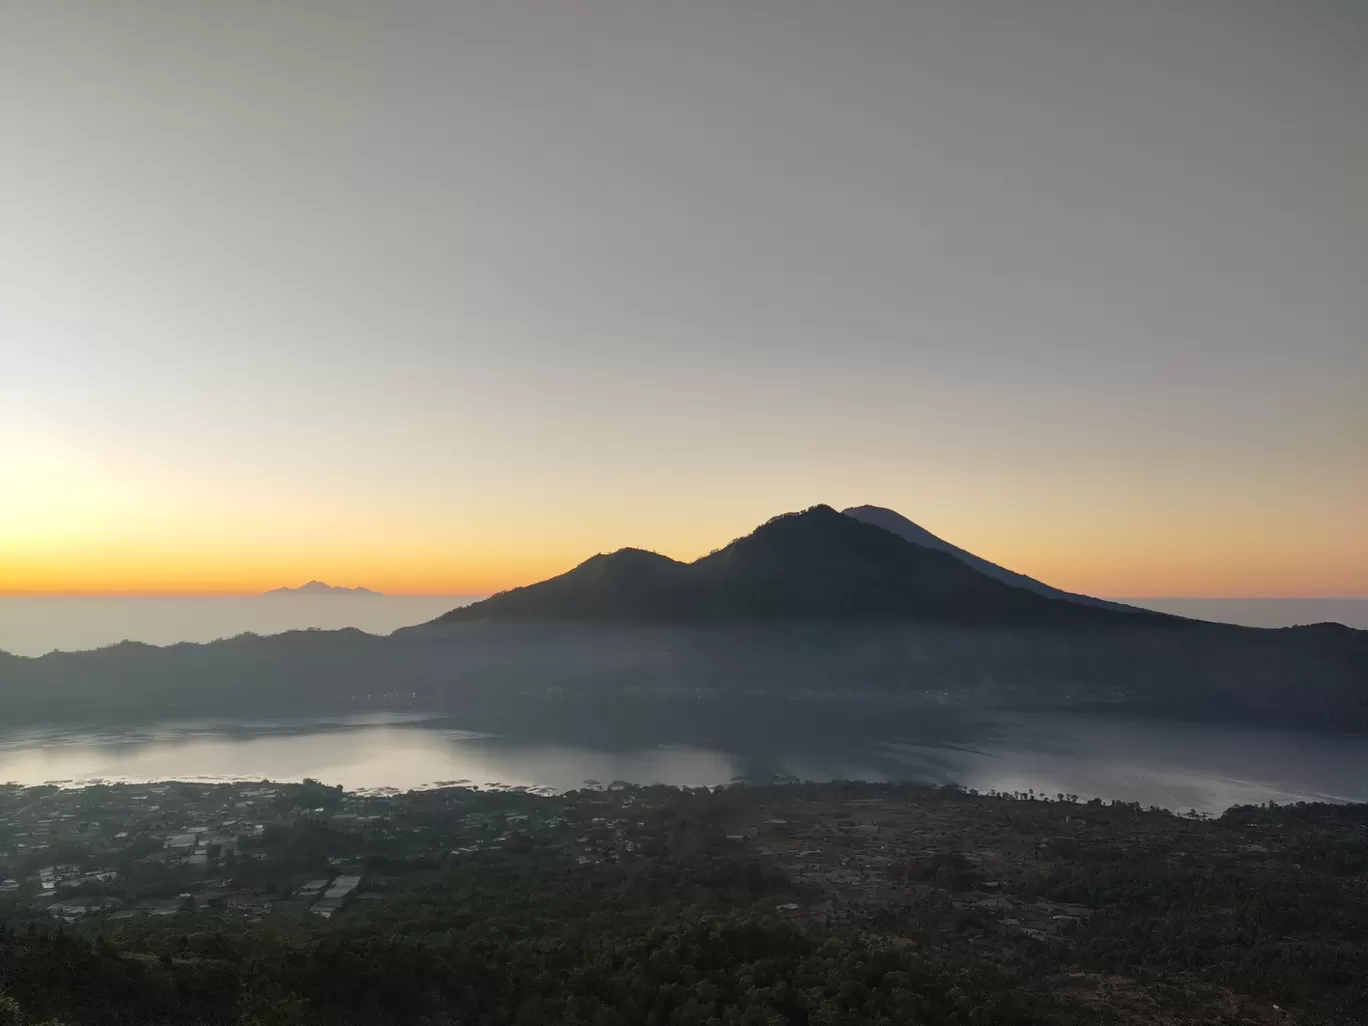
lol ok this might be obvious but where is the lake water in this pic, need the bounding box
[2,596,1364,657]
[2,708,1364,815]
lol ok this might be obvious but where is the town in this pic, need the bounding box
[0,778,649,923]
[0,777,1364,1023]
[0,776,1351,930]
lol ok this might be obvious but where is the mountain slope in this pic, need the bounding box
[842,505,1142,613]
[431,506,1178,627]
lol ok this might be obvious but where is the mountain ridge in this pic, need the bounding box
[1,504,1363,730]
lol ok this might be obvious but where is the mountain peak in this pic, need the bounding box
[564,548,689,583]
[580,547,681,566]
[263,581,384,596]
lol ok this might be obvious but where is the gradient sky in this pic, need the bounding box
[2,0,1365,598]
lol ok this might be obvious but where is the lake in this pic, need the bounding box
[3,706,1364,816]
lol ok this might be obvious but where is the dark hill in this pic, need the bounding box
[430,506,1182,627]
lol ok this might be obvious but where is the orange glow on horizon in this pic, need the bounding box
[2,456,1363,600]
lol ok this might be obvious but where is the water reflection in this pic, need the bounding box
[0,723,741,794]
[0,706,1364,815]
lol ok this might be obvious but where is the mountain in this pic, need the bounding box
[264,581,384,596]
[428,505,1178,627]
[842,505,1142,613]
[2,506,1363,729]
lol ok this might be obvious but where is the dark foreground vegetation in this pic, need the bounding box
[0,780,1364,1025]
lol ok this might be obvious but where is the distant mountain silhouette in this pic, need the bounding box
[428,505,1179,627]
[842,505,1142,613]
[263,581,384,596]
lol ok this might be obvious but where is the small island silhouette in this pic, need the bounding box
[263,581,384,597]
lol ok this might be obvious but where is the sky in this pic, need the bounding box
[1,0,1365,598]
